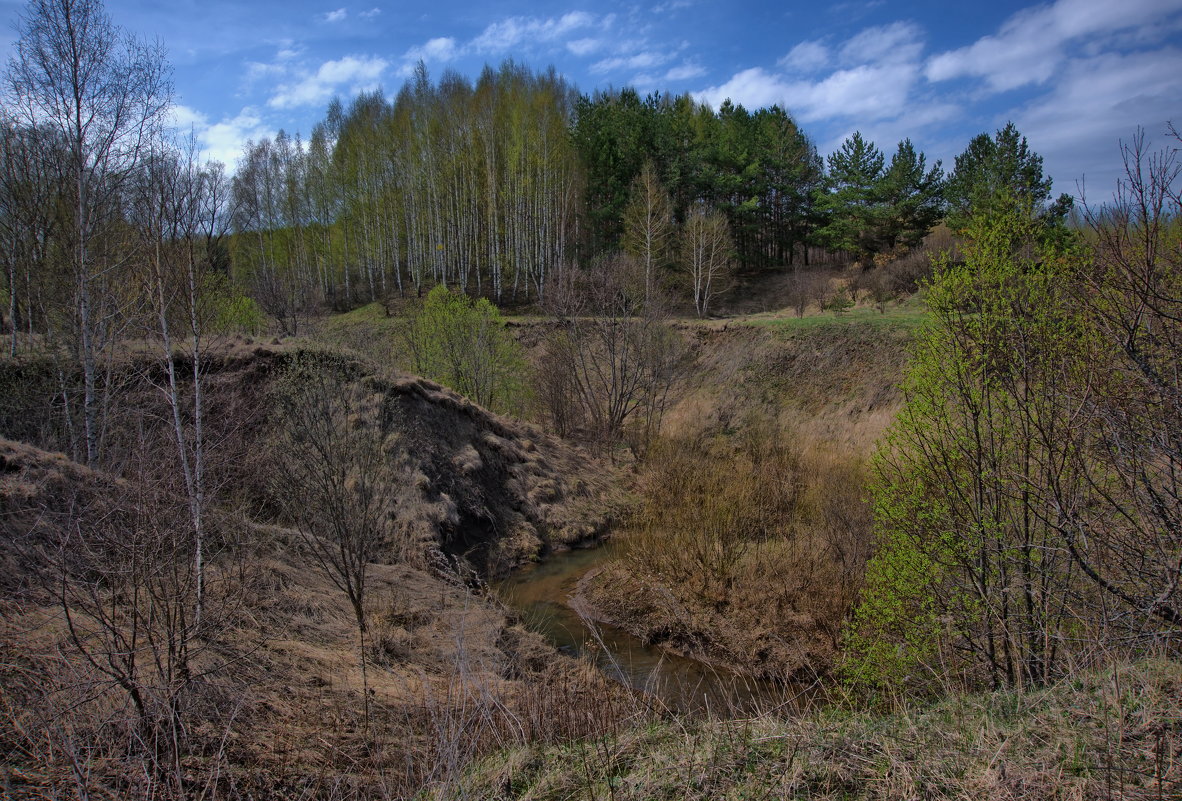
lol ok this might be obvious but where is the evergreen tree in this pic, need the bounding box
[945,121,1072,233]
[813,132,886,264]
[878,138,944,251]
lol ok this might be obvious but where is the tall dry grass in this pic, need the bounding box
[592,422,873,678]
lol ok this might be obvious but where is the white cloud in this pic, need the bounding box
[202,108,275,167]
[698,25,922,123]
[168,103,207,132]
[839,21,922,66]
[926,0,1182,92]
[796,62,920,121]
[166,105,274,168]
[396,37,458,77]
[407,37,458,63]
[779,41,829,73]
[268,55,388,109]
[699,18,929,120]
[592,49,670,74]
[245,59,288,83]
[396,12,608,78]
[1012,47,1182,192]
[323,7,346,23]
[360,7,381,19]
[472,11,598,53]
[665,63,706,81]
[695,68,791,111]
[567,37,604,56]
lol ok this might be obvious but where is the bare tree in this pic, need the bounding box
[271,352,400,729]
[0,117,67,356]
[1061,129,1182,629]
[681,204,734,317]
[9,433,244,798]
[6,0,172,466]
[622,161,674,303]
[542,255,685,451]
[130,139,232,629]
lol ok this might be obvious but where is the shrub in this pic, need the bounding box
[404,285,526,415]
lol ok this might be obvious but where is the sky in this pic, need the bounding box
[1,0,1180,197]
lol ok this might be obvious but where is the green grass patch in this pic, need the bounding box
[740,298,929,332]
[313,302,404,365]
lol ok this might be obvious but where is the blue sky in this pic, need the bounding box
[2,0,1180,196]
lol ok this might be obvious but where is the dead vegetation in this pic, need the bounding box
[571,318,910,680]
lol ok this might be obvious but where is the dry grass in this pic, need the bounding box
[0,441,640,799]
[451,657,1182,800]
[563,312,911,681]
[581,425,870,681]
[0,342,634,799]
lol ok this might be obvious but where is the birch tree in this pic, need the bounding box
[6,0,171,466]
[681,205,733,317]
[622,161,674,302]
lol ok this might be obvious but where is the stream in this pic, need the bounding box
[496,544,812,715]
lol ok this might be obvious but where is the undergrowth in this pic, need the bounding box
[445,657,1182,800]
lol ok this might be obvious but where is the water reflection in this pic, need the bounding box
[495,545,817,715]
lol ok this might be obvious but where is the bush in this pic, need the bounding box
[843,202,1094,694]
[205,273,266,335]
[404,285,526,415]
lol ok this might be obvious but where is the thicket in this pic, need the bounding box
[611,425,871,675]
[845,131,1182,695]
[535,254,686,451]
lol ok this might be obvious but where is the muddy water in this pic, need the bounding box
[496,544,810,714]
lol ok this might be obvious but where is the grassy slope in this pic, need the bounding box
[449,658,1182,800]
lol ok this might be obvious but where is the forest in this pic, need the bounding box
[1,0,1180,798]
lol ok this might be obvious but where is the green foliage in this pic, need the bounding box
[571,91,821,271]
[945,122,1072,233]
[841,479,946,690]
[204,274,265,336]
[405,285,526,414]
[879,139,945,250]
[845,198,1094,692]
[822,286,855,316]
[232,62,579,310]
[814,133,944,265]
[813,132,885,260]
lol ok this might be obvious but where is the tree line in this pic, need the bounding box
[2,8,1079,342]
[231,63,580,330]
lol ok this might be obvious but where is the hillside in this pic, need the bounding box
[0,345,634,797]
